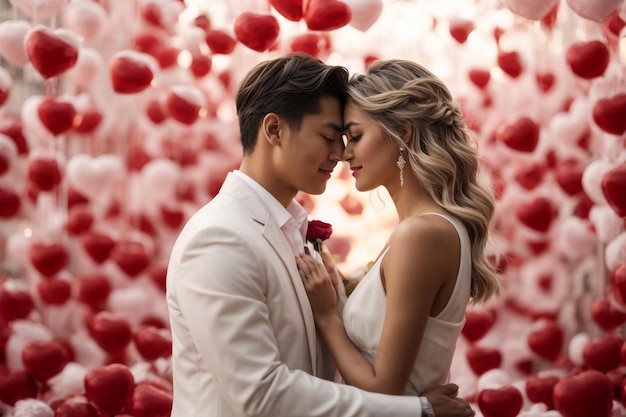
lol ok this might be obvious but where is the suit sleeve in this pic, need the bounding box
[173,225,423,417]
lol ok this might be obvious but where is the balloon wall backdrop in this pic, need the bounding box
[0,0,625,416]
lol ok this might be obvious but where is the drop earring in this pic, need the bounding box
[397,149,406,187]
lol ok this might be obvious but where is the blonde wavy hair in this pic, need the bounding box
[347,59,500,304]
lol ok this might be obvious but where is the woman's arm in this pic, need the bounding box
[297,216,460,394]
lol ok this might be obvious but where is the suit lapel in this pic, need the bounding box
[220,173,318,373]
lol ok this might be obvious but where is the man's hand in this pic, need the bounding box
[422,384,474,417]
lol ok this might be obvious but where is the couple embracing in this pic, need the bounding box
[166,53,499,417]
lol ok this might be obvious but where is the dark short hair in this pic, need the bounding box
[235,53,348,153]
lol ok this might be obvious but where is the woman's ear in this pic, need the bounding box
[262,113,282,145]
[400,122,412,144]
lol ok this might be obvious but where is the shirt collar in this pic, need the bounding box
[233,170,308,235]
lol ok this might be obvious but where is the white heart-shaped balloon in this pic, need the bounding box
[342,0,383,32]
[566,0,623,21]
[8,0,62,19]
[66,153,124,203]
[504,0,559,20]
[0,20,31,67]
[62,0,108,41]
[582,159,612,205]
[567,332,590,366]
[605,232,626,272]
[65,47,103,89]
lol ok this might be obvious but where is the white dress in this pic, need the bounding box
[342,213,472,395]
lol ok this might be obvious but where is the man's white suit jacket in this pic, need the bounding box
[166,172,422,417]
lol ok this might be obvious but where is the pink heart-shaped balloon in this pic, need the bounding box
[0,20,31,67]
[25,26,79,79]
[62,0,107,41]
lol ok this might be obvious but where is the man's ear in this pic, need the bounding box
[262,113,282,146]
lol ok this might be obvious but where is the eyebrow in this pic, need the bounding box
[323,122,344,133]
[344,121,359,129]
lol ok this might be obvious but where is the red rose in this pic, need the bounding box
[306,220,333,242]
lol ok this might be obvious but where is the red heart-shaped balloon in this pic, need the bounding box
[591,297,626,331]
[466,344,502,376]
[0,185,20,219]
[234,12,280,52]
[148,263,168,293]
[87,311,133,354]
[26,27,79,79]
[497,116,539,152]
[160,204,184,229]
[84,363,135,415]
[205,29,237,54]
[468,68,491,89]
[304,0,352,31]
[516,196,556,232]
[0,368,38,406]
[38,96,77,136]
[110,240,150,277]
[66,205,94,235]
[290,33,323,57]
[514,161,546,190]
[81,231,116,264]
[37,277,72,305]
[27,157,62,191]
[525,373,559,409]
[0,287,34,323]
[566,40,610,79]
[110,50,155,94]
[477,385,523,417]
[21,339,70,381]
[555,160,584,196]
[190,54,212,78]
[497,50,523,78]
[602,163,626,217]
[28,241,69,277]
[553,370,613,417]
[462,308,497,343]
[73,107,102,134]
[0,116,29,154]
[535,71,555,93]
[164,86,205,125]
[527,320,564,360]
[583,334,623,372]
[77,273,111,311]
[449,19,474,44]
[134,325,172,361]
[53,396,101,417]
[593,93,626,135]
[610,264,626,305]
[130,380,173,417]
[270,0,303,21]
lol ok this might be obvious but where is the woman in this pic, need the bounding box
[296,59,500,396]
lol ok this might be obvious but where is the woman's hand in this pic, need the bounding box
[296,252,338,323]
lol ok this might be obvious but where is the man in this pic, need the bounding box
[166,53,474,417]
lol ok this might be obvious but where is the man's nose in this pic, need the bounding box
[329,138,344,162]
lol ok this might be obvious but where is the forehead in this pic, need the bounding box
[301,96,342,130]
